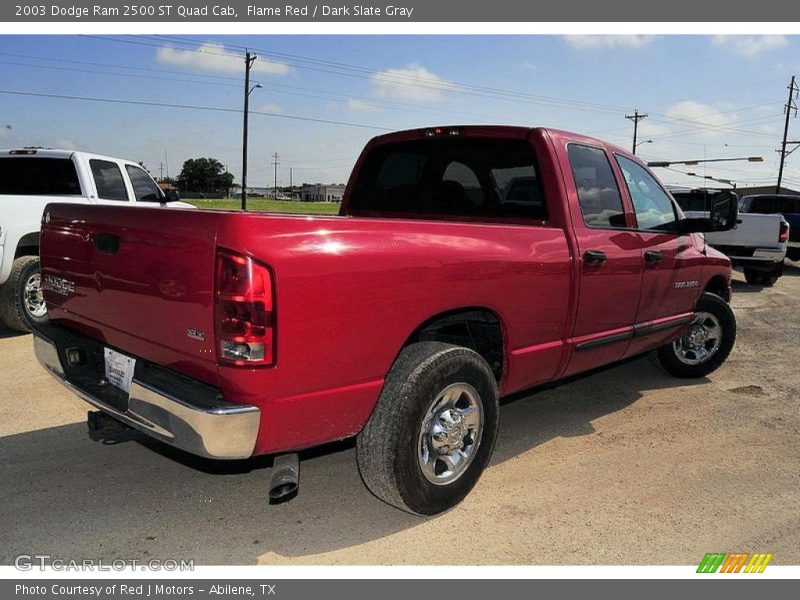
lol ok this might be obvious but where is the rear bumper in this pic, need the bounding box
[33,323,260,460]
[728,247,786,265]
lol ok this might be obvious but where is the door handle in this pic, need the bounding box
[644,250,663,264]
[584,250,607,265]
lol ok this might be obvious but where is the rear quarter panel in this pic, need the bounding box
[215,214,571,453]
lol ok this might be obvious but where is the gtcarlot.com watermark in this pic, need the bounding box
[15,554,194,572]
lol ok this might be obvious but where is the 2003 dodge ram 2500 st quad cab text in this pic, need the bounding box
[33,127,739,515]
[0,148,188,332]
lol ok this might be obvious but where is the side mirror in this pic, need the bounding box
[678,191,739,233]
[162,189,181,203]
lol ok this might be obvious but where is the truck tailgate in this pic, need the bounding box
[40,203,221,386]
[703,212,783,249]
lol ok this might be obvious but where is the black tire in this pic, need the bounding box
[357,342,499,516]
[0,256,49,333]
[744,264,781,286]
[654,292,736,379]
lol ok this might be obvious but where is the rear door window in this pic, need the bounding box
[0,157,81,195]
[349,137,547,220]
[567,144,626,228]
[90,159,129,202]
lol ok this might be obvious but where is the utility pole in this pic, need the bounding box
[289,167,293,199]
[271,152,280,199]
[159,162,164,181]
[241,50,258,211]
[626,110,648,155]
[776,75,798,194]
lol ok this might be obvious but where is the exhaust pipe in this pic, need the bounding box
[269,453,299,503]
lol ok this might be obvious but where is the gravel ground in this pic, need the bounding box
[1,266,798,566]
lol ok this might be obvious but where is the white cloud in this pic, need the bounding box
[156,43,289,75]
[665,101,736,133]
[371,64,457,102]
[563,35,656,50]
[256,103,283,114]
[522,62,537,71]
[345,99,379,112]
[712,35,788,57]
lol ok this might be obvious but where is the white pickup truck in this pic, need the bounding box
[0,148,190,332]
[669,187,789,286]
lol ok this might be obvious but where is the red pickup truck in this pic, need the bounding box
[33,126,738,515]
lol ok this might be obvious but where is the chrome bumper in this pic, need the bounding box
[729,247,786,264]
[33,330,260,460]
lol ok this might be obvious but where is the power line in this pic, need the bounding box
[0,89,393,131]
[82,34,795,137]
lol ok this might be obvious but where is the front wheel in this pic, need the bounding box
[357,342,499,515]
[653,292,736,379]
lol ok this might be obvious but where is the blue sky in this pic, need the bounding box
[1,34,799,189]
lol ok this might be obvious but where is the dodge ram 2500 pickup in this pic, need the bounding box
[0,148,188,332]
[33,126,739,515]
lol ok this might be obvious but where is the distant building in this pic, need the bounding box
[300,184,345,202]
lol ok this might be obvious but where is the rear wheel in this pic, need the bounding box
[357,342,499,515]
[653,292,736,379]
[744,261,782,286]
[0,256,49,333]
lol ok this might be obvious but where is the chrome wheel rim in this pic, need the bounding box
[23,272,47,318]
[673,311,722,366]
[418,382,483,485]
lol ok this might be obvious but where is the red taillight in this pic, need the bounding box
[779,221,790,243]
[215,250,275,366]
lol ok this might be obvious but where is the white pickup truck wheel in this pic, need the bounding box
[357,342,499,515]
[0,256,49,332]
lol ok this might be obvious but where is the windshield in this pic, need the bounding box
[0,157,81,196]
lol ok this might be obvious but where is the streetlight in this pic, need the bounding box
[241,50,260,211]
[647,156,763,168]
[635,139,653,151]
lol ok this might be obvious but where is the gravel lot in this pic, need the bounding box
[1,266,798,566]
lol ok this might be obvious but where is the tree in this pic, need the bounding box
[177,158,235,194]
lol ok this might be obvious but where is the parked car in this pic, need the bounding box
[739,194,800,262]
[0,148,191,332]
[669,186,789,286]
[33,127,738,515]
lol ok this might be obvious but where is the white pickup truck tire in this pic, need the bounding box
[743,260,783,287]
[0,256,49,332]
[357,342,499,516]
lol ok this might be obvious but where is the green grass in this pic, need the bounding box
[188,198,341,216]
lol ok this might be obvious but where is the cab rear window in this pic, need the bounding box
[349,137,547,220]
[0,157,81,196]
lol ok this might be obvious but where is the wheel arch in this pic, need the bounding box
[400,306,507,384]
[704,274,731,303]
[15,231,40,258]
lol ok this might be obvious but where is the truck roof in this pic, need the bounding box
[0,148,140,165]
[365,125,635,159]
